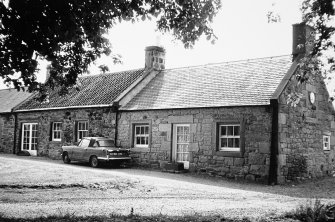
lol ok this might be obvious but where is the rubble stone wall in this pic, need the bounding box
[277,75,335,183]
[15,108,116,159]
[0,114,15,154]
[118,106,273,183]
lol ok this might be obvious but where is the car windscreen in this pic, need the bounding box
[79,139,90,147]
[97,140,115,147]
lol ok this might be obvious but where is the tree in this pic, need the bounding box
[267,0,335,105]
[98,64,109,74]
[0,0,221,98]
[302,0,335,58]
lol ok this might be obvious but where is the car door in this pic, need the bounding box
[82,139,97,161]
[72,139,90,161]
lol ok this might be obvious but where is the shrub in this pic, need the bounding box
[285,199,335,222]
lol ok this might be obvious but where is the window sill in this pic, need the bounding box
[50,140,62,144]
[131,147,150,152]
[215,151,243,157]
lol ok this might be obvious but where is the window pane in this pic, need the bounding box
[183,153,189,161]
[145,137,148,145]
[221,138,227,148]
[140,137,145,144]
[176,153,182,161]
[234,126,240,136]
[234,138,240,148]
[136,126,140,135]
[220,126,226,136]
[228,138,234,147]
[177,126,182,134]
[177,135,182,143]
[184,126,189,134]
[136,137,140,145]
[144,126,149,134]
[227,126,233,136]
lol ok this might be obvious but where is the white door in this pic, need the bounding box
[21,123,38,156]
[173,124,190,169]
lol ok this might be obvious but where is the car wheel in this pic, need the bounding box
[89,156,99,168]
[63,153,71,164]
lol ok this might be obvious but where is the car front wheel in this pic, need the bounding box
[89,156,99,168]
[63,153,71,164]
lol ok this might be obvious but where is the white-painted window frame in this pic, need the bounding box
[52,122,62,141]
[77,121,88,142]
[219,124,240,152]
[323,135,330,151]
[134,125,149,148]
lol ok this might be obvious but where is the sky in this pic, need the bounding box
[93,0,303,74]
[0,0,304,89]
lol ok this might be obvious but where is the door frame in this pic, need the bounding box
[21,123,38,156]
[172,124,191,169]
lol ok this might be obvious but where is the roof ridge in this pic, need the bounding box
[79,67,145,79]
[164,54,292,71]
[0,87,29,92]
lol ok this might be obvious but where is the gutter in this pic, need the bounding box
[11,108,18,154]
[113,102,120,146]
[15,104,115,112]
[268,99,279,185]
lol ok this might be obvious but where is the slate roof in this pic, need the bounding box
[16,68,145,111]
[0,88,33,113]
[121,55,293,110]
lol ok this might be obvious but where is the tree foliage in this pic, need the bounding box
[297,0,335,84]
[0,0,221,98]
[302,0,335,57]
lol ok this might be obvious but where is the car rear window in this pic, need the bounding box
[98,140,115,147]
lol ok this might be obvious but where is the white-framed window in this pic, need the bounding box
[323,135,330,151]
[219,124,240,151]
[22,123,38,152]
[134,125,149,148]
[52,122,62,141]
[77,121,88,141]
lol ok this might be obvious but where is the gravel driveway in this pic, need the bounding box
[0,154,334,219]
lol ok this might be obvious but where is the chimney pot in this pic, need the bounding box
[145,46,165,70]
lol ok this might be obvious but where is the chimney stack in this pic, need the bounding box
[292,23,315,60]
[145,46,165,70]
[45,64,52,83]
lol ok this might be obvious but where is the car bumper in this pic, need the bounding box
[98,157,131,161]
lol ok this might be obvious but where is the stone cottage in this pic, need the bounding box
[12,23,335,184]
[0,88,32,154]
[13,68,148,158]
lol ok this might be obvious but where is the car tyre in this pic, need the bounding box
[90,156,99,168]
[63,153,71,164]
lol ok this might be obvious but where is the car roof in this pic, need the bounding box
[82,137,114,141]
